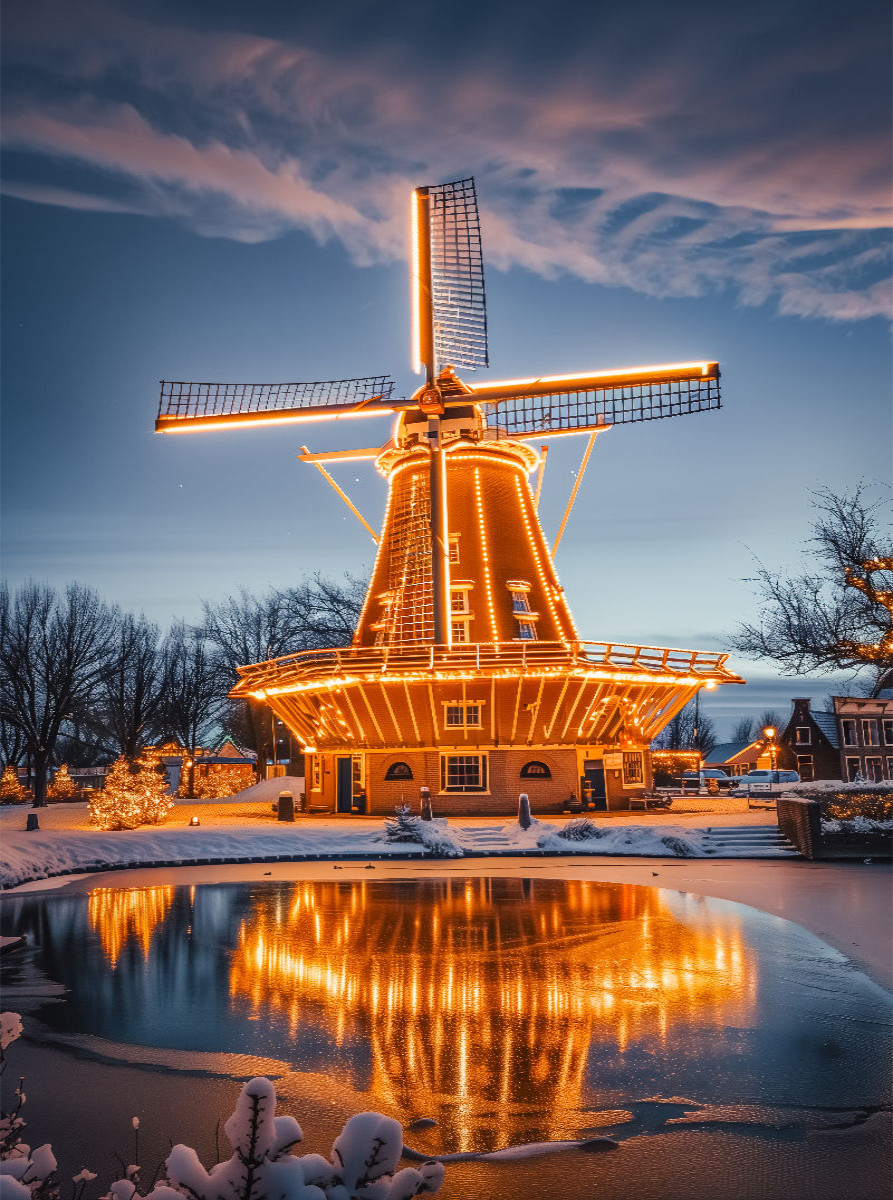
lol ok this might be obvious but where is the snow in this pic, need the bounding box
[787,779,893,794]
[0,799,790,889]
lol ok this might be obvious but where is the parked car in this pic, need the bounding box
[729,769,800,797]
[678,770,737,794]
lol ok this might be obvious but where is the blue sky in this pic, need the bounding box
[1,0,890,736]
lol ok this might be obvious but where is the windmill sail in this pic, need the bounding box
[156,375,396,433]
[468,361,720,438]
[427,178,489,374]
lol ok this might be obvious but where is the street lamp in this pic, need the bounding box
[762,726,777,772]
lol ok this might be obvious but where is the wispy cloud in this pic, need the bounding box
[2,0,889,319]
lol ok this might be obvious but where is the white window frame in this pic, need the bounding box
[883,720,893,746]
[440,752,488,792]
[865,756,883,782]
[861,719,879,746]
[311,756,322,791]
[796,753,814,781]
[795,726,811,745]
[443,703,483,729]
[842,719,858,747]
[845,756,861,781]
[451,620,470,643]
[622,752,644,786]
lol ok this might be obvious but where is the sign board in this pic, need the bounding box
[603,753,623,769]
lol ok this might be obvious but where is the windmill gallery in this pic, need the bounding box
[155,178,743,815]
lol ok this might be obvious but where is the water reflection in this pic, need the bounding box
[88,886,174,967]
[12,878,886,1156]
[227,879,757,1147]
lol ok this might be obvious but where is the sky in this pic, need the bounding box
[1,0,891,738]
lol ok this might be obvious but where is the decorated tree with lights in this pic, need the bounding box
[190,765,246,800]
[733,485,893,695]
[89,753,172,830]
[47,763,77,800]
[0,765,26,805]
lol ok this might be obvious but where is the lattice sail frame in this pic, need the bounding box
[156,376,395,431]
[478,370,721,438]
[427,178,489,374]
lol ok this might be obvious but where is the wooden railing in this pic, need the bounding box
[232,640,742,695]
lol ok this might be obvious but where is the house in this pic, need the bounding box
[832,692,893,782]
[778,699,840,781]
[705,740,770,776]
[779,693,893,782]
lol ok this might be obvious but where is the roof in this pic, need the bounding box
[706,741,761,765]
[810,710,840,748]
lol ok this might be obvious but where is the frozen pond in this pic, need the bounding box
[2,877,891,1198]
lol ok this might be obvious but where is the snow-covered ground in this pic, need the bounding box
[0,783,794,890]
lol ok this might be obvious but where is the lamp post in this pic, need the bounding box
[763,726,777,773]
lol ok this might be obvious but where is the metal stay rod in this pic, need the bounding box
[553,431,599,553]
[299,445,380,544]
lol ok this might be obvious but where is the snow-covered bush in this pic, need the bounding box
[553,818,605,842]
[0,1016,445,1200]
[381,808,463,858]
[383,806,423,843]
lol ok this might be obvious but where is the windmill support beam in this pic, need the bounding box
[300,446,380,544]
[554,431,599,553]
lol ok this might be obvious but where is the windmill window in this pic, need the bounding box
[515,620,537,641]
[445,704,482,728]
[451,621,470,643]
[623,753,644,785]
[511,591,531,614]
[384,761,413,781]
[441,753,487,792]
[451,588,470,613]
[449,536,460,564]
[520,761,551,779]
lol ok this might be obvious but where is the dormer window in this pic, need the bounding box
[506,582,537,640]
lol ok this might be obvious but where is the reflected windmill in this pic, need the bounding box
[228,878,756,1149]
[155,178,742,812]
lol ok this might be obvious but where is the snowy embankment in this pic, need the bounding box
[0,806,726,889]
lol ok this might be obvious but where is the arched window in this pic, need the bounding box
[385,761,413,781]
[520,761,551,779]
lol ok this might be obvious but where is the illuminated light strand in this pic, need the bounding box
[473,468,499,641]
[410,191,422,374]
[157,409,381,434]
[467,360,715,391]
[513,474,575,642]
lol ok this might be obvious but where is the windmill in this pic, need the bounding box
[156,177,741,814]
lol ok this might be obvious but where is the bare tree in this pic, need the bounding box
[158,622,225,797]
[202,587,310,777]
[730,717,756,743]
[0,717,27,769]
[652,699,717,758]
[289,573,367,647]
[732,485,893,695]
[94,613,165,758]
[0,582,117,805]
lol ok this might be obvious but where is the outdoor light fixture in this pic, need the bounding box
[189,816,200,827]
[763,726,777,772]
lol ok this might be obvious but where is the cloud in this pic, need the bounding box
[2,0,889,320]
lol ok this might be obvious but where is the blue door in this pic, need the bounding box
[336,757,353,813]
[582,762,607,811]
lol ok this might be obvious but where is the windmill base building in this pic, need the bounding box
[157,177,743,813]
[230,400,742,815]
